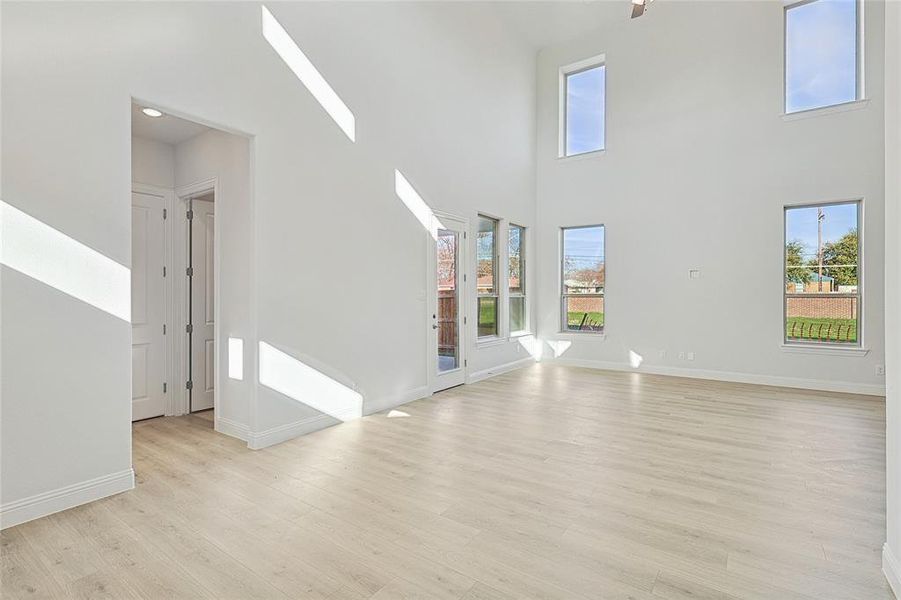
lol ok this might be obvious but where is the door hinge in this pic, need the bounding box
[186,380,193,390]
[186,324,193,334]
[163,324,167,335]
[163,382,167,393]
[463,274,467,282]
[464,316,467,324]
[163,208,167,220]
[186,267,193,277]
[163,266,167,277]
[464,231,467,239]
[464,359,467,367]
[186,209,194,220]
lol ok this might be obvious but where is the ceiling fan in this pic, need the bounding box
[631,0,655,19]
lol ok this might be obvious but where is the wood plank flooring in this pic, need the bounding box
[1,364,893,599]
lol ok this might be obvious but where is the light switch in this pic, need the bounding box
[689,269,700,279]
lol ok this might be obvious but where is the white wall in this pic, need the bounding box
[132,136,175,189]
[536,1,886,394]
[884,0,900,593]
[174,129,254,433]
[1,1,536,521]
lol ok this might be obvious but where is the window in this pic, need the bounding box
[784,201,860,346]
[785,0,860,113]
[561,57,606,157]
[509,224,526,333]
[562,225,605,333]
[477,215,499,338]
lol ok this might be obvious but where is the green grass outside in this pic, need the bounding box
[478,299,497,336]
[567,311,605,331]
[786,317,857,343]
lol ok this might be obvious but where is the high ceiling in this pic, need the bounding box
[131,103,210,146]
[491,1,626,50]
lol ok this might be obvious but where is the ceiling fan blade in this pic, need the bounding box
[631,2,646,18]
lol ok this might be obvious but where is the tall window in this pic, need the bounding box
[784,201,861,345]
[562,225,605,333]
[477,215,498,338]
[509,224,526,333]
[561,57,606,157]
[785,0,860,113]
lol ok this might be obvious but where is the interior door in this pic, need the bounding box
[432,216,466,392]
[190,198,215,411]
[131,192,166,421]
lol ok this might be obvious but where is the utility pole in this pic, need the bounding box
[817,207,825,292]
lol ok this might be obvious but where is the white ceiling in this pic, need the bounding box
[491,1,627,50]
[131,103,211,146]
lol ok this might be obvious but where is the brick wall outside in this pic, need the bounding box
[566,296,605,313]
[786,296,857,319]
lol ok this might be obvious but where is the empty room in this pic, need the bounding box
[1,1,900,599]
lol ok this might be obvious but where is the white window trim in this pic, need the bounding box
[561,224,606,335]
[783,0,865,116]
[782,198,863,351]
[558,53,606,159]
[509,223,529,336]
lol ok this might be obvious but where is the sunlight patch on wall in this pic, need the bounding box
[261,5,356,142]
[517,335,543,360]
[258,341,363,421]
[0,201,130,322]
[394,170,444,240]
[228,337,244,380]
[629,350,643,369]
[547,340,572,358]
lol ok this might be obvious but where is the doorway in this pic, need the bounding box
[431,213,467,392]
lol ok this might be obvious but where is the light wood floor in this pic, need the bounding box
[2,364,892,599]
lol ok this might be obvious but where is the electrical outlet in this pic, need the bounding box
[689,269,700,279]
[687,352,695,361]
[877,365,886,376]
[658,350,666,359]
[678,351,685,360]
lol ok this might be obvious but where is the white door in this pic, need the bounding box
[432,215,467,392]
[131,192,166,421]
[190,198,215,411]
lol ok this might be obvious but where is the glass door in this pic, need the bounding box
[433,218,466,391]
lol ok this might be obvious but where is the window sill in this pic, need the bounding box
[780,343,869,357]
[782,99,869,122]
[509,330,532,339]
[556,331,606,340]
[557,149,605,163]
[476,336,508,348]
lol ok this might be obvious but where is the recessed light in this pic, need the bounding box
[142,107,163,118]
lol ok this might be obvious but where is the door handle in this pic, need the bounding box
[432,324,439,329]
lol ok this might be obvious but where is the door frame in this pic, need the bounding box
[174,177,220,417]
[131,183,177,417]
[428,210,469,393]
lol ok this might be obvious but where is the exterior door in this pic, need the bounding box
[190,198,215,411]
[131,192,166,421]
[432,215,466,392]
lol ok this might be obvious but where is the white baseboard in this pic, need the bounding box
[364,385,431,416]
[215,416,250,442]
[468,357,536,384]
[248,412,347,450]
[885,543,901,598]
[551,357,885,396]
[1,468,135,530]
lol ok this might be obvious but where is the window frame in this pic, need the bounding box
[782,199,863,349]
[559,54,607,158]
[476,214,500,340]
[560,224,606,335]
[783,0,864,115]
[508,223,528,335]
